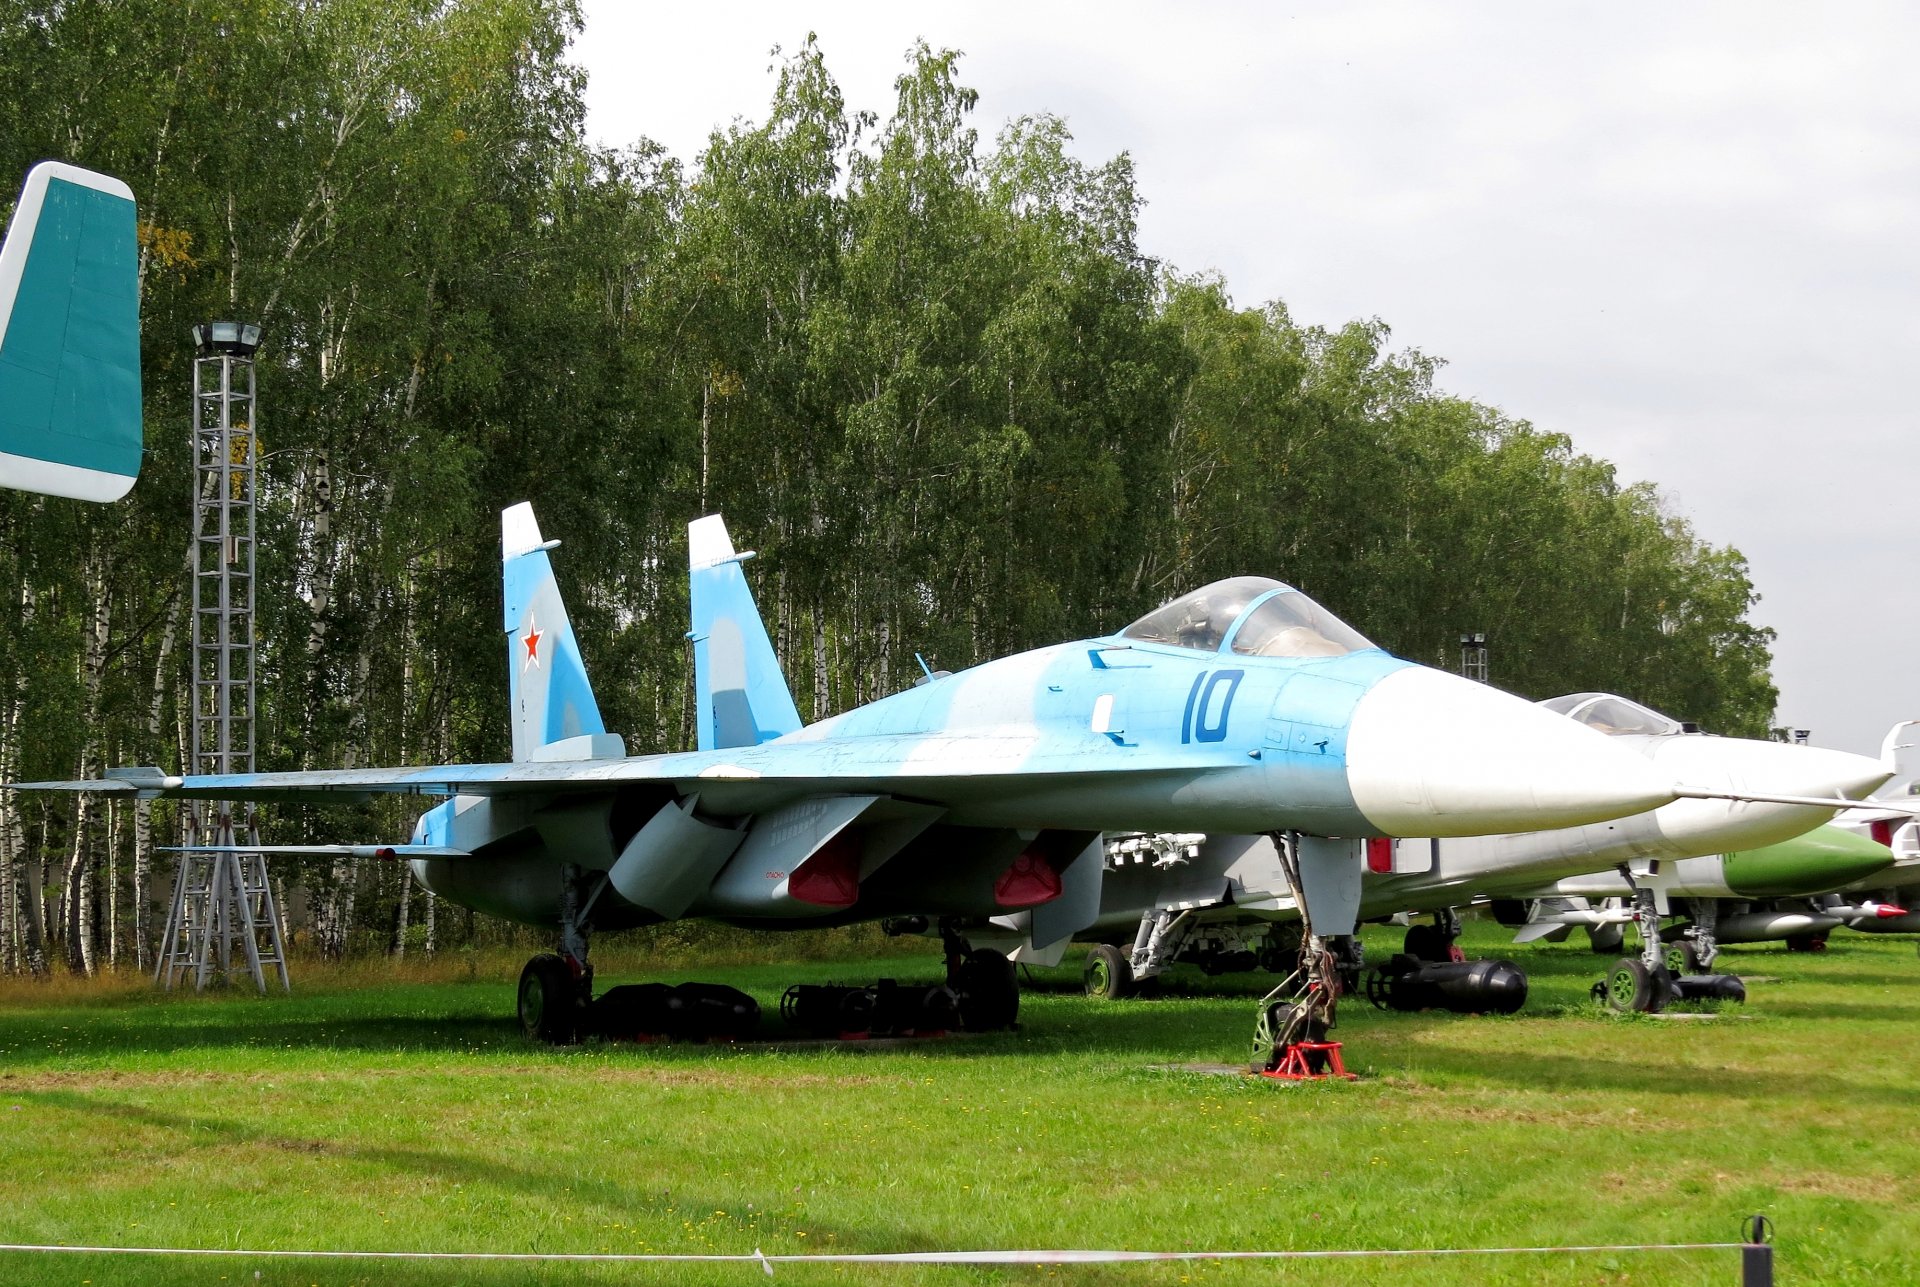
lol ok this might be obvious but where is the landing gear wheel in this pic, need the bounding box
[518,953,584,1044]
[954,948,1019,1031]
[1403,924,1447,962]
[1251,1000,1329,1073]
[1665,941,1703,976]
[1083,944,1135,1000]
[1785,934,1828,953]
[1601,957,1667,1013]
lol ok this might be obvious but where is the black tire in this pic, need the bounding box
[1403,924,1445,962]
[1083,944,1135,1000]
[1648,963,1676,1013]
[1785,934,1828,953]
[1665,941,1703,976]
[955,948,1019,1031]
[1603,957,1656,1013]
[518,953,583,1044]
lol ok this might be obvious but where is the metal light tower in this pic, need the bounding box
[1459,632,1489,685]
[155,321,289,992]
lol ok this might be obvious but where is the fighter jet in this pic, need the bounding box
[1502,823,1897,953]
[1494,720,1919,1009]
[19,506,1697,1043]
[1820,727,1920,935]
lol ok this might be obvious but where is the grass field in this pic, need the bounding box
[0,922,1915,1286]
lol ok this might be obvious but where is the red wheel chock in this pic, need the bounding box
[1260,1040,1358,1081]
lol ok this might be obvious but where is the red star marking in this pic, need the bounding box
[521,615,543,671]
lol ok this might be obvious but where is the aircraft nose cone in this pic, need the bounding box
[1345,667,1676,836]
[1649,737,1893,853]
[1725,825,1896,895]
[1753,744,1891,803]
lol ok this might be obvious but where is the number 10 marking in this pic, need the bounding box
[1181,669,1244,744]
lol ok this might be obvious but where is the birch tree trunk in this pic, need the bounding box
[0,688,20,973]
[390,865,411,958]
[62,550,111,975]
[132,591,182,972]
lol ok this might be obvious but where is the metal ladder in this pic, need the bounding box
[155,806,289,992]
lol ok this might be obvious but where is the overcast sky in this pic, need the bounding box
[575,1,1919,756]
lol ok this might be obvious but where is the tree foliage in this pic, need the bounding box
[0,9,1776,970]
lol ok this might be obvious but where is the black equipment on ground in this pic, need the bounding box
[1670,973,1747,1003]
[593,981,761,1041]
[780,979,962,1037]
[1363,953,1529,1015]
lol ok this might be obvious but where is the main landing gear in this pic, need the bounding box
[515,883,1022,1046]
[517,863,598,1044]
[942,920,1021,1032]
[1401,907,1466,964]
[1592,882,1744,1013]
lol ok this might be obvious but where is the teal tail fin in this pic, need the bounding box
[502,503,622,762]
[688,515,802,750]
[0,162,141,502]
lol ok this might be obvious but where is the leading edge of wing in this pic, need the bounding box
[9,732,1251,802]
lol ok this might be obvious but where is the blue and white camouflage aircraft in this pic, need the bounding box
[27,504,1706,1041]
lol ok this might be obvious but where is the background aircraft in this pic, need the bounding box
[1498,822,1896,998]
[0,161,141,502]
[1049,694,1889,1006]
[20,506,1687,1048]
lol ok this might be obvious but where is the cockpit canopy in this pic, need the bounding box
[1537,692,1684,737]
[1119,576,1379,659]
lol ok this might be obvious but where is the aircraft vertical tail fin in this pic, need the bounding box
[503,503,619,762]
[0,162,142,502]
[689,515,802,750]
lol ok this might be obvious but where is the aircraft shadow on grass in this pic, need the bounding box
[17,1087,935,1256]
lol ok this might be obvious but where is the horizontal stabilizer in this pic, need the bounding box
[0,162,142,502]
[161,843,471,859]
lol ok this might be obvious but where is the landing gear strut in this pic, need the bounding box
[1667,900,1719,975]
[518,863,600,1044]
[1595,880,1673,1013]
[1250,832,1354,1079]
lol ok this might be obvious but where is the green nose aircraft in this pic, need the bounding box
[1508,822,1897,1006]
[1714,825,1896,899]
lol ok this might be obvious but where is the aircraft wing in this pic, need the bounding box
[11,731,1251,814]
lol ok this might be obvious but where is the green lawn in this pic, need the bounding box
[0,924,1914,1286]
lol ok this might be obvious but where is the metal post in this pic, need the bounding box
[1741,1214,1774,1286]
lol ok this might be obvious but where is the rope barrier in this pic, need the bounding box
[0,1239,1754,1270]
